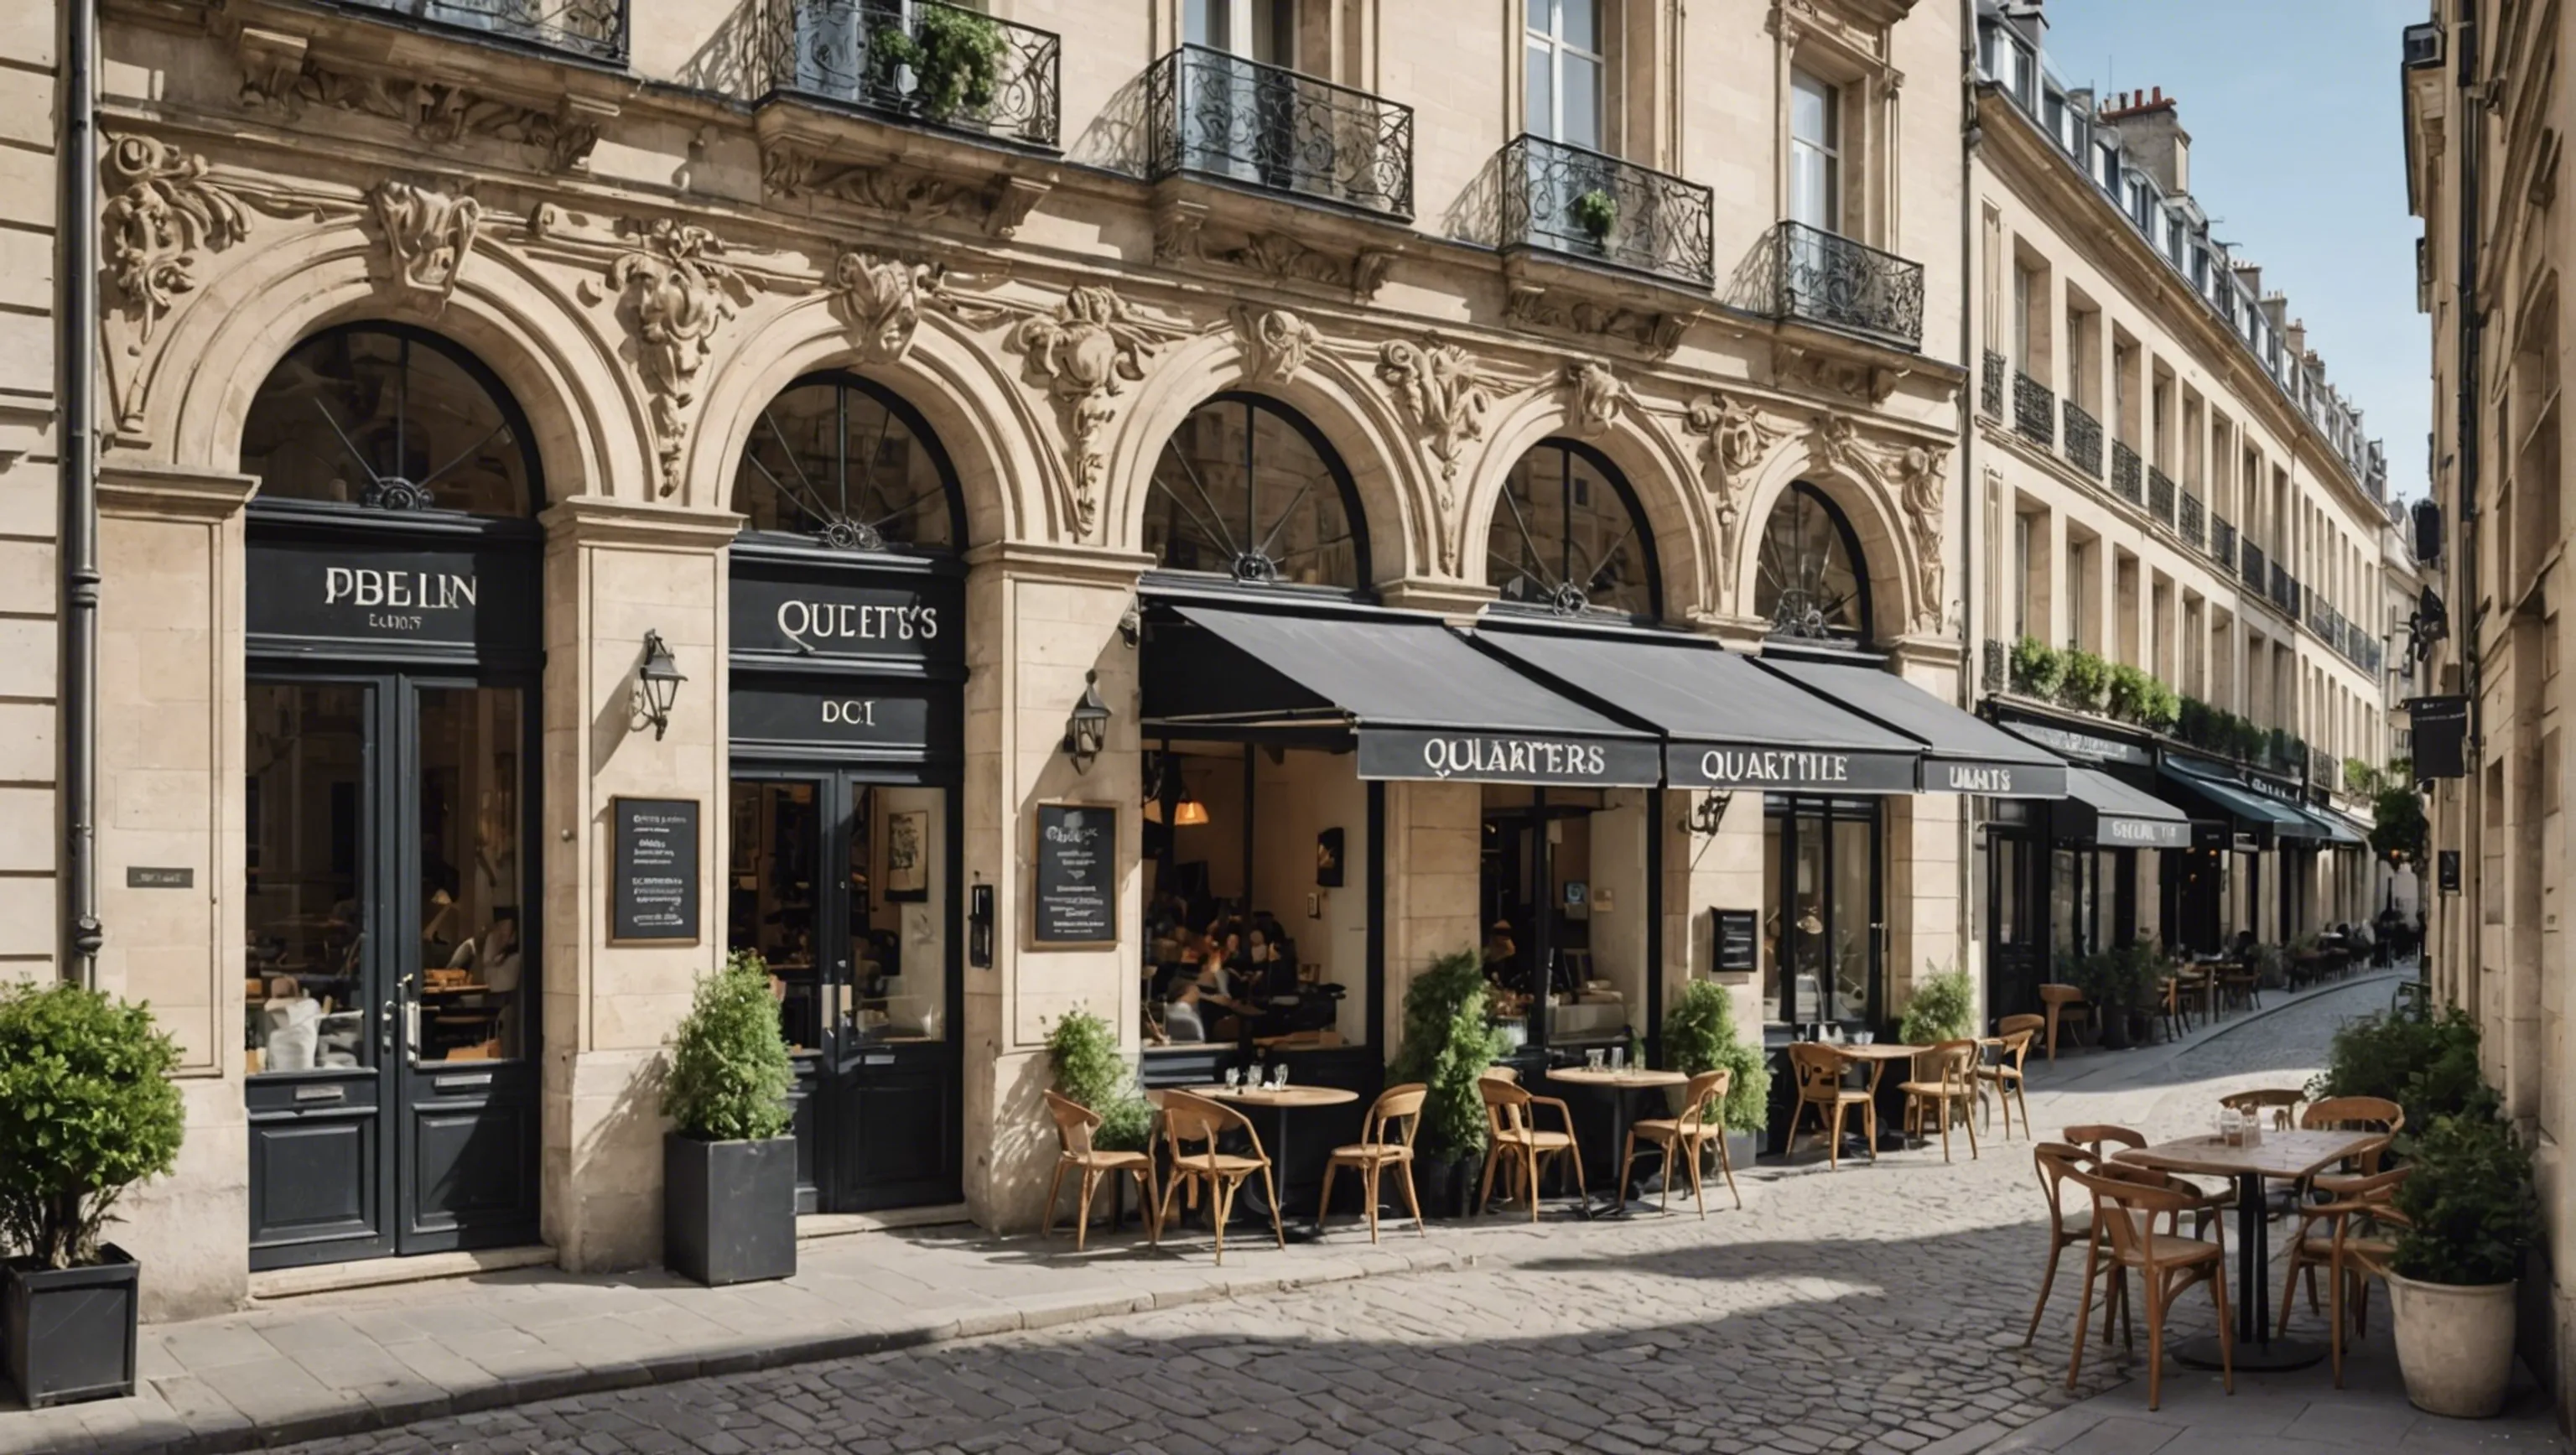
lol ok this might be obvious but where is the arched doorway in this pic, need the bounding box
[724,372,966,1214]
[240,323,546,1269]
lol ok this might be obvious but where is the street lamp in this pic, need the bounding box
[637,630,685,740]
[1062,669,1111,773]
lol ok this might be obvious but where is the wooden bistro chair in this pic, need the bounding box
[1319,1082,1428,1244]
[2064,1161,2236,1411]
[2277,1159,2408,1348]
[1156,1090,1283,1265]
[1900,1039,1982,1163]
[2219,962,2262,1016]
[2218,1088,2306,1131]
[1618,1068,1742,1217]
[1979,1017,2041,1139]
[1785,1042,1876,1170]
[2064,1124,2227,1238]
[2024,1141,2121,1347]
[2319,1167,2414,1388]
[2038,983,2094,1062]
[1041,1090,1159,1254]
[1477,1071,1587,1220]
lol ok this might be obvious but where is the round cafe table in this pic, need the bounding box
[1547,1066,1688,1217]
[1184,1083,1359,1240]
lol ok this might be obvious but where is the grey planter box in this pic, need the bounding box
[5,1244,139,1408]
[664,1134,797,1286]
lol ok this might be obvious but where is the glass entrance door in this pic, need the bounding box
[1985,827,2046,1020]
[1761,797,1884,1029]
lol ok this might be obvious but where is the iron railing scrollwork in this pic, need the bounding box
[340,0,627,61]
[2210,514,2237,569]
[2241,538,2267,590]
[2012,372,2055,448]
[2270,563,2298,615]
[1144,45,1413,217]
[2147,466,2177,526]
[761,0,1062,148]
[2179,491,2205,550]
[2111,441,2143,506]
[1501,134,1713,286]
[2062,400,2103,476]
[1981,351,2006,418]
[1737,220,1924,349]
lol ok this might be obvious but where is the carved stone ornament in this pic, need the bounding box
[1504,283,1690,358]
[1682,392,1791,600]
[238,39,609,173]
[761,146,1049,239]
[1562,360,1628,437]
[368,180,482,312]
[831,250,934,363]
[1809,413,1865,477]
[1892,443,1950,631]
[1156,200,1396,303]
[101,134,250,432]
[1229,306,1321,384]
[1005,286,1160,539]
[602,220,757,497]
[1376,335,1492,574]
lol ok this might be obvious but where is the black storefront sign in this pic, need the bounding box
[610,798,701,943]
[2408,695,2470,780]
[247,536,538,655]
[1031,803,1117,945]
[728,681,958,755]
[1358,729,1661,787]
[2000,719,2153,766]
[1668,742,1917,792]
[1923,759,2070,798]
[730,571,964,664]
[1713,910,1758,973]
[2097,814,2189,850]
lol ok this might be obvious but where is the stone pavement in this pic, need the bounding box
[4,967,2562,1455]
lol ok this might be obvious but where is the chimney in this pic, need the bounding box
[2230,260,2263,299]
[2100,85,2189,195]
[2284,319,2309,360]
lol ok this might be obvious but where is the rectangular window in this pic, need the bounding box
[1526,0,1605,151]
[2013,513,2033,639]
[2012,263,2033,368]
[2069,542,2089,648]
[1789,69,1841,232]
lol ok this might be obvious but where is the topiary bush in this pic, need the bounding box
[0,981,185,1269]
[1046,1007,1153,1152]
[1897,961,1976,1046]
[663,951,795,1143]
[1388,948,1506,1159]
[2393,1112,2539,1286]
[1663,978,1770,1132]
[2009,637,2064,698]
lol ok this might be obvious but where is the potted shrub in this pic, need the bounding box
[872,6,1007,123]
[0,982,184,1407]
[2058,649,2111,714]
[1896,961,1975,1046]
[1662,978,1770,1173]
[662,951,798,1286]
[1569,188,1618,247]
[1047,1008,1152,1152]
[1386,948,1505,1217]
[2106,663,2153,725]
[2009,637,2064,699]
[2387,1111,2540,1417]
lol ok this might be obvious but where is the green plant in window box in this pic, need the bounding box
[1046,1007,1154,1152]
[2009,637,2064,698]
[1895,961,1976,1047]
[2057,649,2110,713]
[2105,663,2151,724]
[1662,978,1770,1133]
[1570,188,1618,243]
[871,6,1007,123]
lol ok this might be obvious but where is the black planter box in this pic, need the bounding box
[665,1134,797,1286]
[4,1244,139,1408]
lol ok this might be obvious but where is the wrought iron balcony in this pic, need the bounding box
[761,0,1062,148]
[1982,638,2008,694]
[2240,538,2266,590]
[1734,221,1924,349]
[2111,441,2143,506]
[1499,134,1712,286]
[2270,563,2298,614]
[1144,46,1413,217]
[2012,373,2055,448]
[1981,351,2006,419]
[338,0,626,62]
[2210,513,2237,569]
[2063,400,2104,476]
[2147,466,2177,526]
[2179,491,2205,550]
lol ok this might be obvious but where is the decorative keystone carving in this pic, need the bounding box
[1157,200,1396,303]
[238,49,610,173]
[602,221,756,497]
[1892,443,1950,631]
[1562,360,1628,437]
[1809,413,1864,477]
[831,250,934,363]
[1682,393,1791,600]
[761,148,1050,238]
[1005,286,1159,539]
[369,180,482,312]
[1376,335,1492,575]
[1229,306,1321,384]
[101,135,250,432]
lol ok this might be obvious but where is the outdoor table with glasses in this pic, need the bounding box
[1547,1063,1688,1217]
[1184,1078,1358,1240]
[2116,1126,2384,1371]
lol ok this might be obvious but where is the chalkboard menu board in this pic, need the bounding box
[1713,910,1758,974]
[611,798,700,944]
[1031,803,1117,946]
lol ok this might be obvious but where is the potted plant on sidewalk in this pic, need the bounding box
[1896,961,1975,1047]
[1387,949,1505,1218]
[1663,977,1769,1175]
[2386,1109,2539,1417]
[662,951,798,1286]
[1046,1008,1153,1152]
[0,981,184,1407]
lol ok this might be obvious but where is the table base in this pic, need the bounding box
[2174,1333,2325,1373]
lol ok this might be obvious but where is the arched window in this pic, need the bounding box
[1486,440,1658,619]
[241,325,540,515]
[733,374,963,552]
[1754,481,1871,642]
[1144,394,1364,588]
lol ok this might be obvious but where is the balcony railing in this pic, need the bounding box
[1502,134,1713,286]
[2270,563,2298,614]
[2063,400,2104,476]
[1981,350,2006,419]
[2241,538,2267,590]
[1736,220,1924,350]
[2210,513,2237,569]
[2111,441,2143,506]
[2179,491,2205,550]
[1981,638,2008,694]
[1144,46,1413,217]
[340,0,627,61]
[761,0,1062,148]
[2148,466,2177,526]
[2013,372,2055,448]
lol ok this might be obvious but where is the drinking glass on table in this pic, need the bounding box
[1608,1046,1625,1072]
[1270,1063,1289,1089]
[1223,1066,1241,1090]
[1585,1047,1605,1071]
[1855,1030,1876,1046]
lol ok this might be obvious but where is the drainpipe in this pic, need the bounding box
[61,0,101,987]
[2450,12,2482,1021]
[1958,0,1982,995]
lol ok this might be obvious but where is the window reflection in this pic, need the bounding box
[242,327,536,517]
[1489,443,1655,618]
[735,377,958,552]
[1145,397,1360,587]
[246,684,369,1075]
[1754,482,1870,641]
[416,687,525,1062]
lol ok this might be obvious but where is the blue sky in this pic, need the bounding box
[2037,0,2427,503]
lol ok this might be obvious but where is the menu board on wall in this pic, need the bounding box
[610,798,700,944]
[1030,802,1117,947]
[1713,910,1758,974]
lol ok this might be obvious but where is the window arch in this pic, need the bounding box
[1754,481,1872,642]
[1143,393,1366,588]
[1486,439,1659,619]
[241,324,541,516]
[732,373,964,552]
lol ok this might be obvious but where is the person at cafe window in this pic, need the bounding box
[1161,969,1211,1045]
[446,910,521,994]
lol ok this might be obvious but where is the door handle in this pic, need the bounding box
[404,998,420,1060]
[381,1000,396,1057]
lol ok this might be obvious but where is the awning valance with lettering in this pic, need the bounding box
[2157,760,2320,844]
[2058,766,2194,850]
[1756,657,2070,798]
[1467,624,1922,793]
[1139,600,1661,787]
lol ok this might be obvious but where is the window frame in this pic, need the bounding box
[1524,0,1608,152]
[731,371,969,556]
[1484,437,1664,623]
[1789,67,1844,235]
[1141,391,1373,593]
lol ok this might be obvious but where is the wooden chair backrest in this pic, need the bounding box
[1161,1090,1263,1165]
[2038,983,2087,1005]
[2066,1161,2201,1261]
[2032,1141,2095,1229]
[1481,1066,1521,1086]
[1997,1013,2047,1038]
[2220,1088,2306,1128]
[1918,1039,1978,1091]
[1788,1042,1851,1099]
[1364,1083,1428,1149]
[1043,1089,1100,1156]
[2303,1095,2404,1135]
[1479,1073,1536,1137]
[1676,1068,1733,1132]
[2062,1123,2145,1160]
[1992,1026,2037,1070]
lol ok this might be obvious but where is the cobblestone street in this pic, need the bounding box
[236,973,2542,1455]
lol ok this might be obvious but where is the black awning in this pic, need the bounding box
[1470,625,1922,793]
[1140,602,1660,787]
[1756,657,2070,798]
[2060,766,2194,850]
[2157,761,2318,843]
